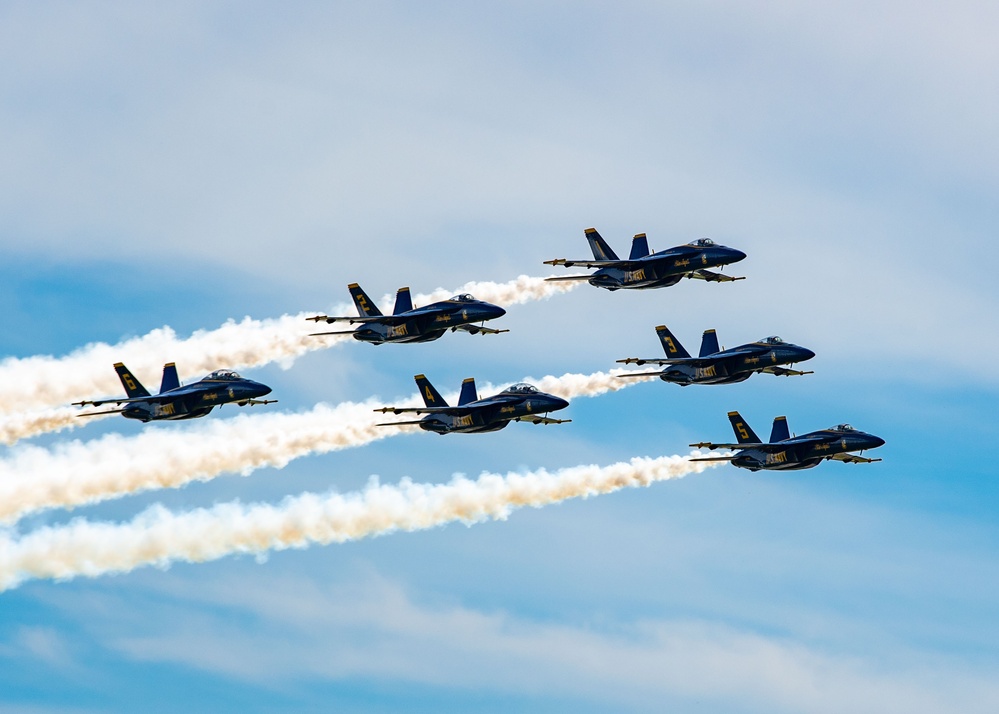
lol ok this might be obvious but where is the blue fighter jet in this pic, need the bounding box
[544,228,746,290]
[690,411,884,471]
[308,283,508,344]
[374,374,570,434]
[73,363,276,422]
[617,325,814,385]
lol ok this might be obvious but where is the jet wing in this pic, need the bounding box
[689,433,833,452]
[543,258,636,269]
[543,275,597,282]
[761,366,814,377]
[453,324,510,335]
[687,269,745,282]
[830,453,882,464]
[73,395,170,408]
[514,415,572,425]
[305,314,407,325]
[374,406,473,416]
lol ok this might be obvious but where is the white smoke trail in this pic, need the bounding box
[0,275,578,422]
[0,369,652,524]
[0,452,723,592]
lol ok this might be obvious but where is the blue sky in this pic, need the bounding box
[1,1,998,711]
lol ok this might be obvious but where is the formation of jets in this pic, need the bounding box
[72,226,883,471]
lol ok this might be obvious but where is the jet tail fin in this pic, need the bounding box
[393,287,413,315]
[348,283,383,317]
[699,329,720,357]
[655,325,691,358]
[114,363,151,398]
[159,362,180,393]
[585,228,619,261]
[769,416,791,443]
[457,377,478,406]
[629,233,650,259]
[414,374,448,408]
[727,411,762,445]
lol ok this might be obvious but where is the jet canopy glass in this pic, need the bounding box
[690,238,715,247]
[760,336,784,344]
[206,369,241,380]
[450,294,476,302]
[831,424,856,432]
[507,383,539,394]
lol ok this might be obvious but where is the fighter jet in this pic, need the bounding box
[617,325,815,385]
[307,283,508,344]
[374,374,570,434]
[690,411,884,471]
[543,228,746,290]
[73,363,276,422]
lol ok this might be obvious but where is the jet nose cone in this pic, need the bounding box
[253,382,273,397]
[869,435,886,448]
[552,396,570,411]
[798,347,816,361]
[728,249,747,263]
[492,305,507,318]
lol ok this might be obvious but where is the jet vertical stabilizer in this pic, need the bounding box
[655,325,691,359]
[393,287,414,315]
[699,329,720,357]
[348,283,383,317]
[727,411,762,444]
[159,363,180,393]
[769,416,791,443]
[114,363,151,398]
[585,228,619,261]
[414,374,448,408]
[629,233,650,259]
[457,378,478,406]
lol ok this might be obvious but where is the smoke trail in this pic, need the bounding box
[0,369,651,524]
[0,452,723,592]
[0,276,577,419]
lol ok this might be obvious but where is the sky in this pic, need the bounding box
[1,1,998,711]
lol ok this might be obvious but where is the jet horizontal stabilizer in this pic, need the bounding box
[375,419,426,427]
[75,408,127,418]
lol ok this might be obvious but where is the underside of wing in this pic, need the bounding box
[453,324,509,335]
[687,269,745,282]
[761,366,814,376]
[831,453,882,464]
[514,415,572,425]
